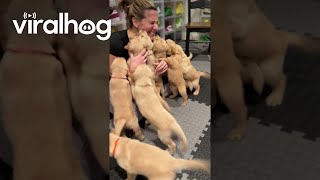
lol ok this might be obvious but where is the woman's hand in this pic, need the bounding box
[154,59,168,75]
[129,48,148,73]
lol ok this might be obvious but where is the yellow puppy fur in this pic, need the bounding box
[166,39,187,59]
[163,55,188,106]
[131,63,188,154]
[180,55,211,95]
[110,57,144,141]
[109,132,210,180]
[125,30,156,71]
[125,30,171,113]
[152,35,169,98]
[166,39,210,95]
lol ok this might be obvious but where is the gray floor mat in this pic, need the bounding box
[257,0,320,36]
[109,99,211,179]
[187,54,211,106]
[213,115,320,180]
[188,78,211,107]
[109,54,211,179]
[191,55,211,70]
[140,99,210,159]
[185,120,211,180]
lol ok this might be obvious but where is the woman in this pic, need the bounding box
[109,0,168,74]
[109,0,169,120]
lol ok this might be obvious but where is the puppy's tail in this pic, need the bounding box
[198,71,211,79]
[171,122,188,152]
[173,159,210,174]
[286,31,320,55]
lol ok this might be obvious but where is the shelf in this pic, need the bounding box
[110,0,116,7]
[188,40,211,43]
[164,15,175,19]
[200,14,211,18]
[164,0,184,2]
[153,1,163,4]
[109,0,186,41]
[111,19,126,26]
[165,30,175,35]
[164,14,183,20]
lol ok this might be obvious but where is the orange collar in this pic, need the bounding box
[112,138,120,157]
[6,47,56,56]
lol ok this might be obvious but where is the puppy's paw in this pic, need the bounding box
[138,135,145,141]
[266,92,283,107]
[193,90,200,96]
[181,101,188,106]
[168,148,176,155]
[145,120,151,126]
[226,128,245,141]
[169,94,177,99]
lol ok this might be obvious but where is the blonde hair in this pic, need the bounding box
[118,0,157,28]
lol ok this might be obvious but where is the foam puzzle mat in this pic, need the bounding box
[213,115,320,180]
[110,54,211,179]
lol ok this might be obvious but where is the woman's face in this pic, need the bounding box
[137,9,159,38]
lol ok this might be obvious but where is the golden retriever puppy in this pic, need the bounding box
[131,63,188,154]
[213,0,320,140]
[109,132,210,180]
[166,39,186,59]
[110,57,144,141]
[152,35,169,98]
[165,39,210,95]
[163,55,188,106]
[125,31,171,113]
[153,35,169,59]
[0,0,88,180]
[180,55,211,95]
[125,30,156,71]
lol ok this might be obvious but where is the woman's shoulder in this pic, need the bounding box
[110,29,128,40]
[110,29,130,59]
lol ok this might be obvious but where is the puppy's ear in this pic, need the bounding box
[164,44,169,51]
[173,46,180,55]
[166,46,172,55]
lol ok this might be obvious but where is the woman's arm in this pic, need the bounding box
[109,50,147,74]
